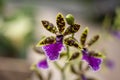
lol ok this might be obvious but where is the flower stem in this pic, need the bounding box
[54,32,74,80]
[54,62,66,80]
[54,62,62,70]
[61,70,65,80]
[66,46,70,59]
[72,33,74,38]
[31,65,43,80]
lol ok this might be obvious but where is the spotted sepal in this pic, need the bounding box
[69,52,80,61]
[56,13,65,34]
[63,24,80,36]
[36,36,56,47]
[42,20,58,34]
[80,27,88,47]
[87,35,99,47]
[64,37,81,49]
[89,51,105,59]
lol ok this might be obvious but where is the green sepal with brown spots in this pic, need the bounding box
[80,27,88,47]
[36,36,56,47]
[41,20,58,34]
[69,52,80,61]
[87,35,99,47]
[64,37,81,49]
[63,24,80,36]
[89,51,105,59]
[56,13,65,34]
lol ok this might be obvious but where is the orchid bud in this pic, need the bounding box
[66,14,74,25]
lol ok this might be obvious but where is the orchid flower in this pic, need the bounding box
[36,13,80,68]
[64,27,104,71]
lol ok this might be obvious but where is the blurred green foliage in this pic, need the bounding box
[0,0,35,58]
[113,7,120,30]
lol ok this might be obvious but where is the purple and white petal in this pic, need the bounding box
[87,56,102,71]
[37,59,48,69]
[42,42,64,61]
[82,49,102,71]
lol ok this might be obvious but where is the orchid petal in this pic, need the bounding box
[42,20,58,34]
[36,36,56,47]
[56,13,65,34]
[37,59,48,69]
[82,49,102,71]
[42,42,64,61]
[64,37,81,49]
[63,24,80,36]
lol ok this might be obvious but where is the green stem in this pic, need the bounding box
[54,62,66,80]
[32,66,43,80]
[54,32,74,80]
[61,70,65,80]
[66,46,70,59]
[72,33,74,38]
[54,62,62,70]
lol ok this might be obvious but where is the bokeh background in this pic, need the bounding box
[0,0,120,80]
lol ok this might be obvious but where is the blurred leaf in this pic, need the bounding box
[75,77,81,80]
[87,77,97,80]
[70,65,78,74]
[31,64,44,80]
[114,7,120,30]
[47,71,52,80]
[0,35,18,57]
[79,61,83,70]
[0,0,5,15]
[69,52,80,61]
[60,52,67,58]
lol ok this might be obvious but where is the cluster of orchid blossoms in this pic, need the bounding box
[35,13,104,73]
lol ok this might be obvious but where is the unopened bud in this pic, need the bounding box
[66,14,74,25]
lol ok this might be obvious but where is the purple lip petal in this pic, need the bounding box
[82,49,102,71]
[37,59,48,69]
[88,56,102,71]
[42,42,63,61]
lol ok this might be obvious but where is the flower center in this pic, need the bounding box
[56,35,63,43]
[82,48,89,55]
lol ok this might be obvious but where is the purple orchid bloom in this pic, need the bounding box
[82,48,102,71]
[42,35,64,60]
[36,13,80,62]
[64,27,103,71]
[37,59,48,69]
